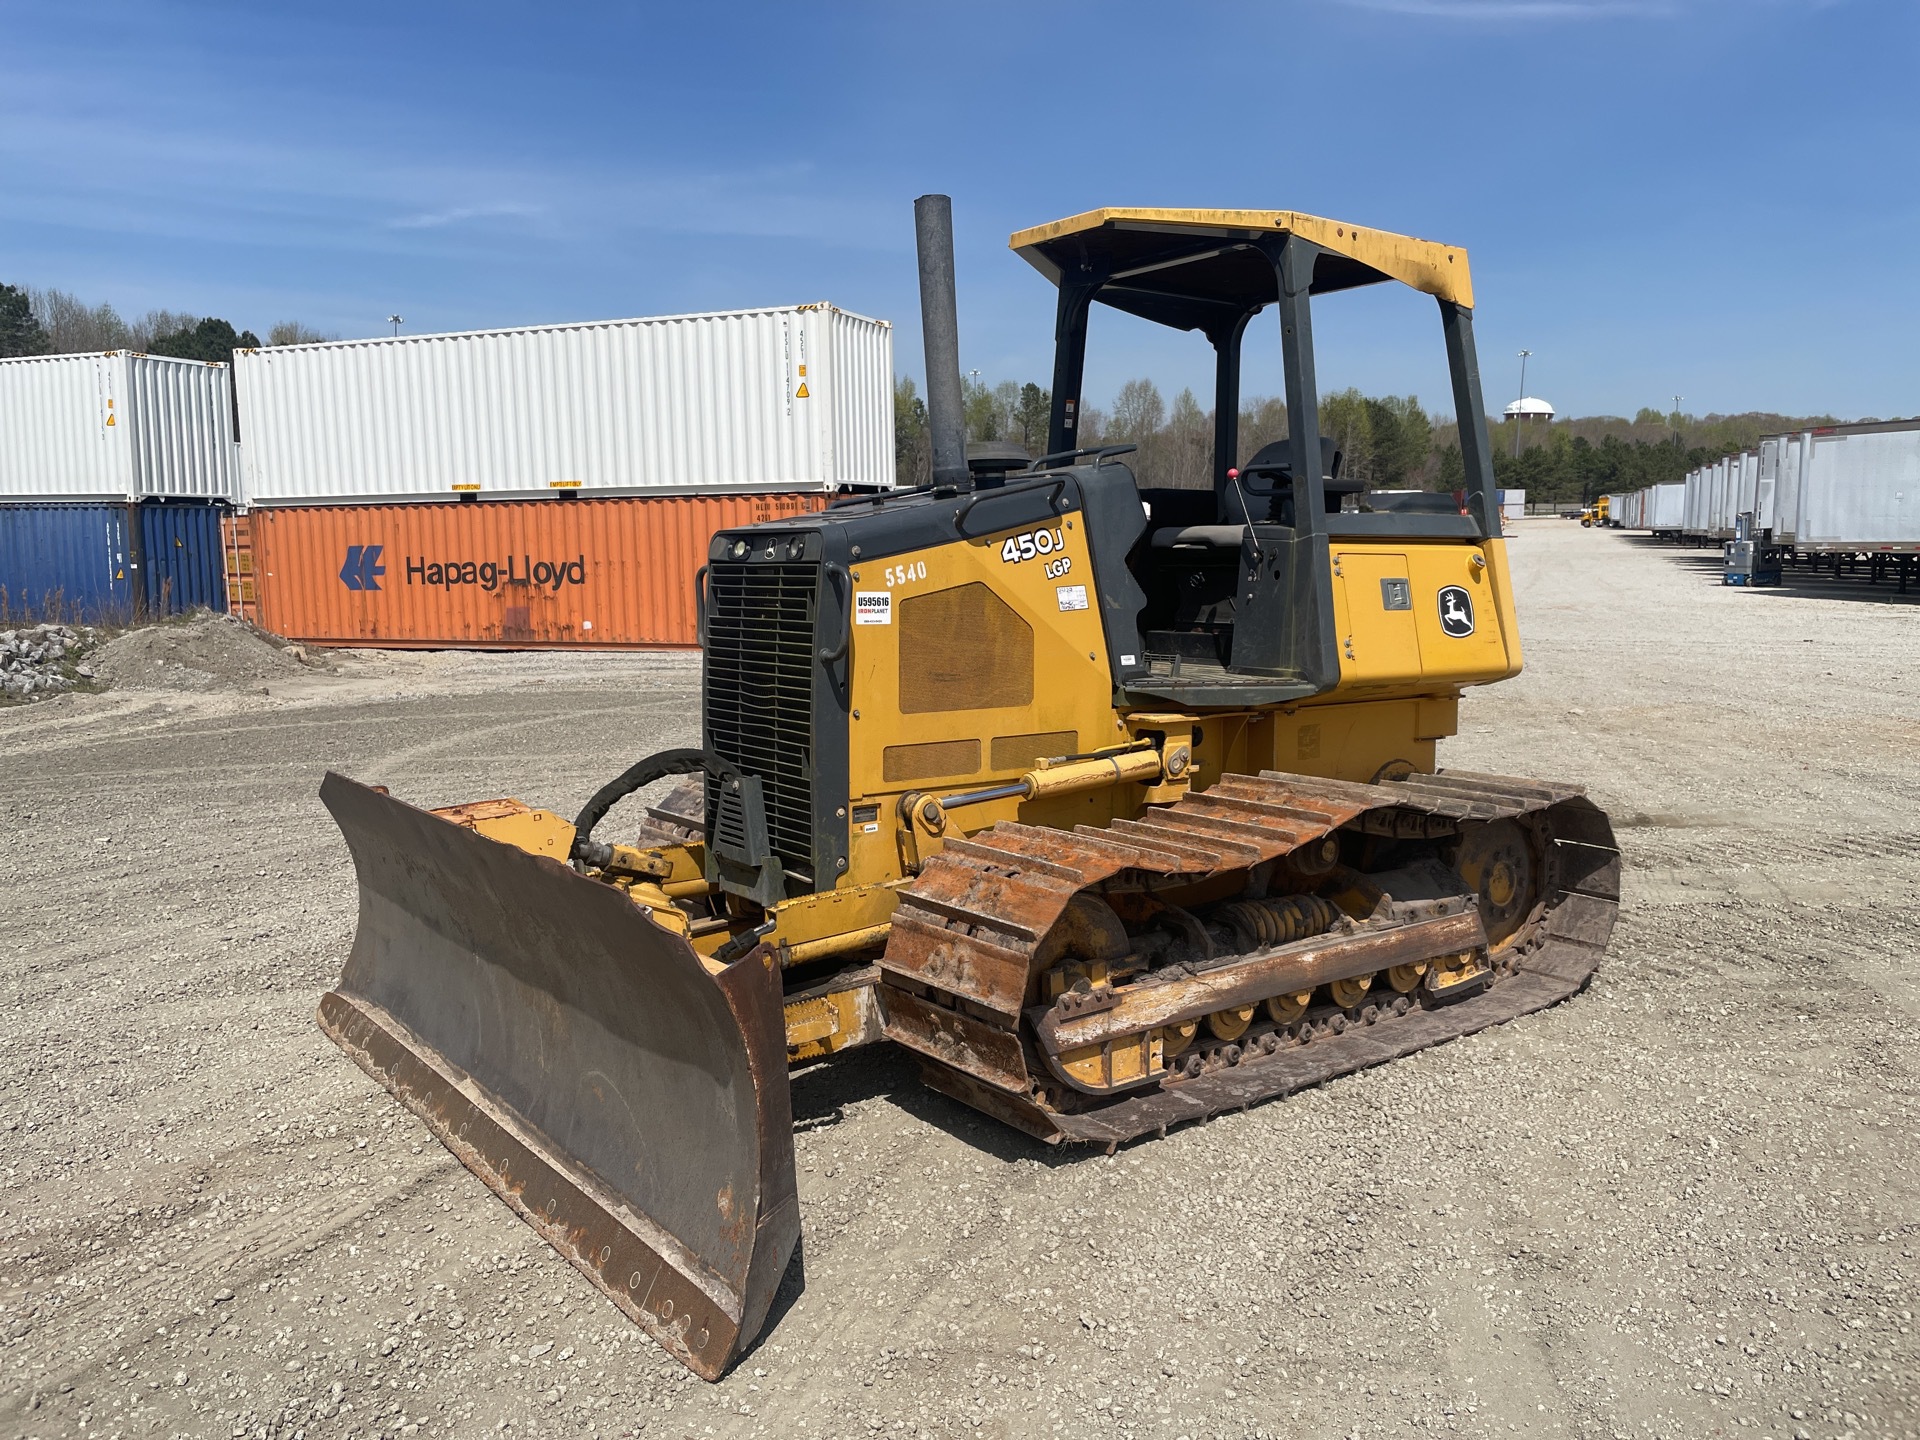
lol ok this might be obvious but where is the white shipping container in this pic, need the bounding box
[236,303,895,505]
[1757,438,1783,535]
[1723,455,1740,533]
[1795,420,1920,552]
[1498,487,1525,520]
[1647,482,1685,532]
[1774,433,1807,545]
[0,351,239,500]
[1739,450,1763,531]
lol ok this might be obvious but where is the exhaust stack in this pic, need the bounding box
[914,194,971,489]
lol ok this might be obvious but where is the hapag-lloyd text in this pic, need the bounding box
[406,554,587,592]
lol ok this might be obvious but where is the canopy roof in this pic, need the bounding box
[1009,208,1473,334]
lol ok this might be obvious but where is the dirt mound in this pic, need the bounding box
[90,612,321,692]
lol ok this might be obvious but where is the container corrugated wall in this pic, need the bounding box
[245,493,829,648]
[0,352,238,500]
[1797,420,1920,551]
[139,502,231,613]
[1648,482,1684,531]
[124,355,239,499]
[0,503,134,621]
[236,304,894,506]
[0,500,231,622]
[1775,434,1805,544]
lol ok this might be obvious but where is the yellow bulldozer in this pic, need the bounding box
[316,198,1620,1380]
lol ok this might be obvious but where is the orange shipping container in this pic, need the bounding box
[245,493,830,649]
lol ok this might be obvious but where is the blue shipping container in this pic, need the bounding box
[138,502,230,614]
[0,501,229,623]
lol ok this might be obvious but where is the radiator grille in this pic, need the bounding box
[703,561,819,885]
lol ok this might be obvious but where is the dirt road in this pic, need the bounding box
[3,520,1916,1440]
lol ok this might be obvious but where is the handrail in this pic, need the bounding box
[954,476,1070,536]
[817,562,852,662]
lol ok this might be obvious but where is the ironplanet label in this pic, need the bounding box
[405,554,587,592]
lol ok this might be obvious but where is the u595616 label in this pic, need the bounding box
[855,591,892,625]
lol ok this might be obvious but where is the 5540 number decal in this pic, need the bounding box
[1000,527,1072,578]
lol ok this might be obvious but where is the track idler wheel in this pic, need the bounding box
[1265,991,1310,1025]
[1328,972,1374,1009]
[1205,1005,1255,1042]
[1452,818,1541,949]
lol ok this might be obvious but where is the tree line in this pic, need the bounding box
[897,371,1851,505]
[0,281,334,362]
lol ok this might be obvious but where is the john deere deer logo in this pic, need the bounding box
[1438,585,1475,637]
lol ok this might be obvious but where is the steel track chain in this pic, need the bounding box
[880,768,1621,1145]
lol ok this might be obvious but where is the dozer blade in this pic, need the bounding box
[315,772,798,1380]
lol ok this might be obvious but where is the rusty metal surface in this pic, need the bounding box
[1031,909,1487,1053]
[881,769,1619,1146]
[317,773,798,1380]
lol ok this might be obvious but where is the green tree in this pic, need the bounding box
[961,374,1000,442]
[894,376,931,486]
[0,284,50,357]
[1362,394,1433,487]
[1319,388,1374,482]
[1014,382,1050,453]
[148,316,261,363]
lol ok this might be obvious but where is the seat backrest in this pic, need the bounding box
[1228,437,1351,522]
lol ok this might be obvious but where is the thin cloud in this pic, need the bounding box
[389,202,545,231]
[1343,0,1673,17]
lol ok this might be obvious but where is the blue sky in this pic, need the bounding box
[3,0,1912,421]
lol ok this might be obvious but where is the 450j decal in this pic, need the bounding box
[999,527,1073,579]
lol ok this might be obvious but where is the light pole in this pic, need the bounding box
[1672,394,1683,448]
[1513,350,1533,458]
[388,315,404,337]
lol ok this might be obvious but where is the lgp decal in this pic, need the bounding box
[339,545,385,591]
[1438,585,1475,637]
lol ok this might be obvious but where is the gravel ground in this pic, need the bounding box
[2,519,1916,1440]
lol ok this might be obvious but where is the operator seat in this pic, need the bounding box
[1145,437,1349,554]
[1220,438,1351,524]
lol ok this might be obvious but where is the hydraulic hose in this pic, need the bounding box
[570,747,741,865]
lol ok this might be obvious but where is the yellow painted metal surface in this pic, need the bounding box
[841,516,1129,885]
[1328,540,1521,694]
[823,522,1523,883]
[1009,208,1473,309]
